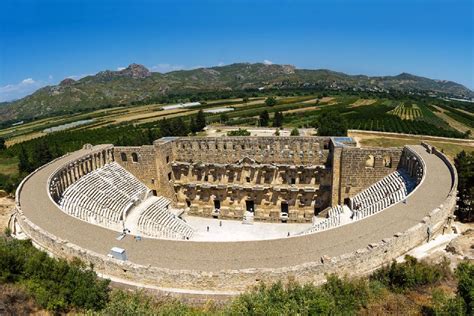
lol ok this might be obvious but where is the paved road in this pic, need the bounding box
[19,145,452,272]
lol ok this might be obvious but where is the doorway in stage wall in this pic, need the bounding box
[314,206,322,216]
[214,199,221,210]
[281,202,289,214]
[245,200,255,213]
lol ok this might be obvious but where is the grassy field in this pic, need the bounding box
[2,93,473,148]
[0,155,18,176]
[350,131,474,160]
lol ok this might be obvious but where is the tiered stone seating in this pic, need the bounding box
[137,196,194,239]
[302,213,341,235]
[300,170,416,236]
[59,162,148,230]
[351,170,415,220]
[328,205,344,218]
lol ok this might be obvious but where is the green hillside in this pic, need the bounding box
[0,63,472,122]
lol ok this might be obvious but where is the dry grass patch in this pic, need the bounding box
[350,99,377,108]
[354,135,473,160]
[432,105,474,135]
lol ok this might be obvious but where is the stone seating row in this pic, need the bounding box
[301,214,341,235]
[137,196,194,239]
[351,171,414,212]
[328,205,344,218]
[352,189,407,221]
[59,162,148,226]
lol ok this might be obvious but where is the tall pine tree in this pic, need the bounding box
[18,146,31,174]
[195,110,206,132]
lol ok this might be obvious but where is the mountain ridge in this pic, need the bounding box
[1,63,472,121]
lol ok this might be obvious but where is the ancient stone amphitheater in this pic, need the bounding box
[11,136,457,296]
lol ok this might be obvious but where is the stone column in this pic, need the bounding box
[330,146,343,206]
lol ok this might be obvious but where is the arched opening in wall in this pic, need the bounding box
[314,206,322,216]
[281,201,289,222]
[245,200,255,213]
[214,199,221,210]
[365,155,375,168]
[383,155,392,168]
[120,152,127,162]
[186,199,191,207]
[152,190,157,196]
[281,202,289,214]
[131,152,139,163]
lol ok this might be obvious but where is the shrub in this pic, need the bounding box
[290,127,300,136]
[265,96,277,107]
[371,256,450,292]
[455,261,474,314]
[0,238,110,312]
[228,281,334,315]
[322,275,370,313]
[428,288,466,316]
[227,129,251,136]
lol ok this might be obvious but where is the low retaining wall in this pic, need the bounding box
[14,145,457,294]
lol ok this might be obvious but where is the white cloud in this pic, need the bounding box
[21,78,35,84]
[151,63,185,73]
[66,73,93,80]
[263,59,273,65]
[117,67,126,71]
[0,78,45,102]
[217,62,225,67]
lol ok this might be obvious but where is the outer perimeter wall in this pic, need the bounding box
[14,144,457,294]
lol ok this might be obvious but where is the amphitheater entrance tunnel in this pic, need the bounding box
[246,200,255,213]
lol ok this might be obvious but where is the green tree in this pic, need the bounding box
[189,117,197,134]
[18,146,31,174]
[220,113,229,124]
[0,137,5,150]
[195,109,206,132]
[265,96,277,107]
[273,111,284,127]
[314,111,348,136]
[454,151,473,222]
[290,127,300,136]
[259,110,270,127]
[33,139,52,169]
[158,118,172,136]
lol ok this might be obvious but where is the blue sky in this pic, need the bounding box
[0,0,472,102]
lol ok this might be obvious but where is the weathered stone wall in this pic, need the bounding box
[172,161,331,222]
[114,146,157,190]
[337,147,402,204]
[172,137,331,165]
[153,139,178,203]
[14,145,457,295]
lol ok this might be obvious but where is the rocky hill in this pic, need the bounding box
[1,63,472,121]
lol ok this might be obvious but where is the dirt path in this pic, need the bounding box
[0,196,15,231]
